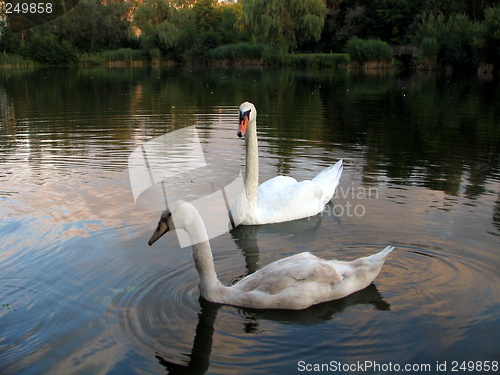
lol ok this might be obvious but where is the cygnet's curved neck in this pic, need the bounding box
[244,118,259,208]
[182,213,223,295]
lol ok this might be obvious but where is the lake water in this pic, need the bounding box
[0,67,499,374]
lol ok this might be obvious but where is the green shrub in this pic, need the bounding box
[0,53,37,67]
[262,45,288,66]
[415,37,439,69]
[414,12,479,70]
[101,48,149,63]
[207,43,264,62]
[288,53,349,68]
[78,53,105,65]
[475,6,500,66]
[149,48,162,62]
[78,49,150,65]
[23,34,78,64]
[346,37,393,65]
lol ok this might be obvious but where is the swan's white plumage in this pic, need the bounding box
[149,202,394,310]
[231,102,343,226]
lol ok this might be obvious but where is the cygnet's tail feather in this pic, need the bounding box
[367,246,395,263]
[312,159,343,198]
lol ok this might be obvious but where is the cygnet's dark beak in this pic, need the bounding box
[148,220,169,246]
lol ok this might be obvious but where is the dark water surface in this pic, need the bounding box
[0,67,499,374]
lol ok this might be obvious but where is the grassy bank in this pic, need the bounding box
[0,53,39,68]
[0,48,352,69]
[285,53,350,68]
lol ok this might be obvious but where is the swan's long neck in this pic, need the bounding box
[244,118,259,208]
[183,213,223,296]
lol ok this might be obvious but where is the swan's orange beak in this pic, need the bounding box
[237,115,249,138]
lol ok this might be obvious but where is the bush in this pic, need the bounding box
[288,53,349,68]
[415,37,439,70]
[345,37,393,66]
[78,48,151,66]
[414,12,478,70]
[22,34,78,64]
[78,53,106,66]
[101,48,149,63]
[207,43,264,62]
[0,53,37,67]
[148,48,162,63]
[475,6,500,67]
[261,45,288,66]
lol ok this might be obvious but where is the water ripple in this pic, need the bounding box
[0,273,84,372]
[117,259,200,358]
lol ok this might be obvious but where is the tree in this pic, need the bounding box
[373,0,422,44]
[414,12,479,70]
[131,0,182,51]
[475,5,500,66]
[39,0,131,52]
[242,0,327,51]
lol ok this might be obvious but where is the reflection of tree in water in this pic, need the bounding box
[493,192,500,232]
[155,285,389,374]
[313,73,499,201]
[1,67,497,201]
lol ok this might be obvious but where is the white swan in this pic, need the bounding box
[148,202,394,310]
[232,102,343,225]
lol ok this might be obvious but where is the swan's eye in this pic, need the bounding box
[239,109,251,121]
[160,210,172,222]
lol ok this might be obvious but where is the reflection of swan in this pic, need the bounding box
[240,283,390,324]
[231,102,343,225]
[155,284,389,372]
[155,298,218,375]
[230,213,323,275]
[148,202,394,310]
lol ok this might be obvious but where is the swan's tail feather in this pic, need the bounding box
[366,246,395,263]
[312,159,343,200]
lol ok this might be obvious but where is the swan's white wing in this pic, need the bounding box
[257,179,325,223]
[236,252,343,295]
[224,247,394,310]
[258,175,298,192]
[312,159,343,200]
[252,161,343,224]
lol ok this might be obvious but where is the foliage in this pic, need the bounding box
[207,42,263,62]
[415,37,439,69]
[345,37,393,65]
[101,48,149,62]
[0,0,499,70]
[56,0,132,52]
[130,0,242,61]
[0,53,37,67]
[474,5,500,65]
[372,0,422,44]
[241,0,326,51]
[22,34,78,64]
[414,12,479,70]
[131,0,182,51]
[288,53,350,68]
